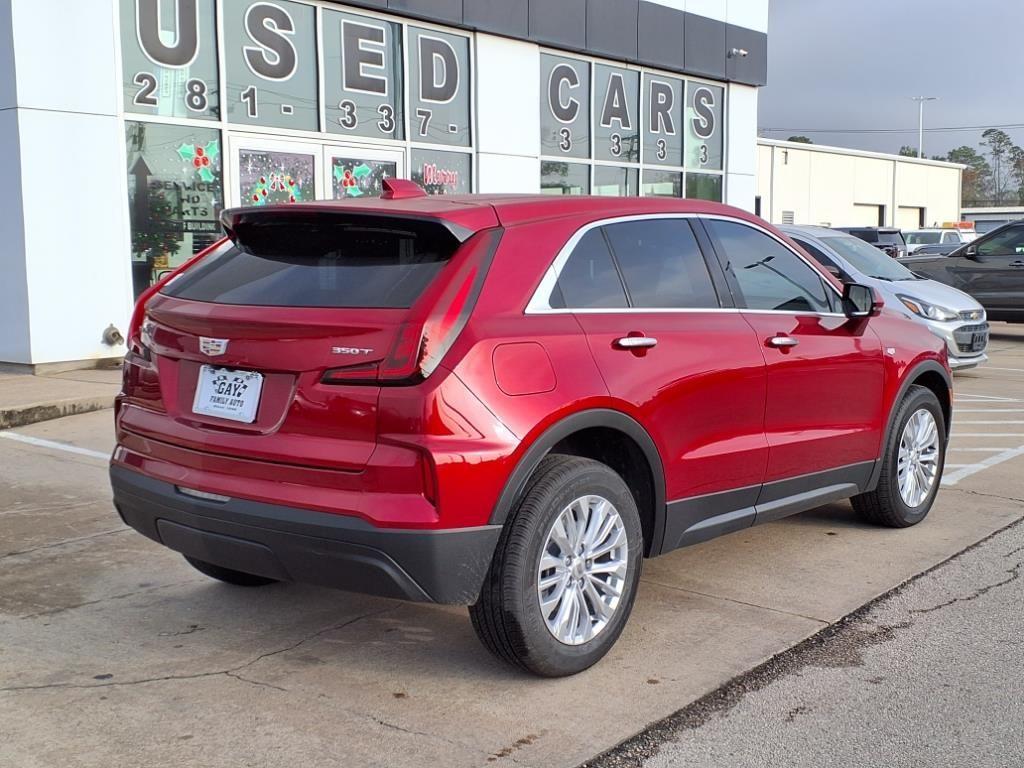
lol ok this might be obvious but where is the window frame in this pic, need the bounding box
[525,213,738,314]
[697,216,845,317]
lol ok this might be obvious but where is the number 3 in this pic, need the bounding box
[558,127,572,152]
[339,100,358,129]
[699,144,709,164]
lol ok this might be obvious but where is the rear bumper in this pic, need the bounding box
[111,465,501,605]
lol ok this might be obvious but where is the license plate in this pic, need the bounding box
[192,366,264,423]
[971,333,986,352]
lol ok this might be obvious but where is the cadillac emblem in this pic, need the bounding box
[199,337,229,357]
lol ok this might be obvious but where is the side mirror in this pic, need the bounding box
[842,283,883,318]
[964,245,979,261]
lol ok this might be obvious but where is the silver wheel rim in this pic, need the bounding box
[897,408,940,508]
[537,495,629,646]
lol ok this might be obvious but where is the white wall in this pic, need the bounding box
[757,140,963,228]
[474,33,541,194]
[726,83,758,211]
[5,0,132,366]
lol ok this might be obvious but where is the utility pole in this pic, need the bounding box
[911,96,938,158]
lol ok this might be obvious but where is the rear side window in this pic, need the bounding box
[706,219,834,313]
[164,215,459,309]
[550,229,628,309]
[604,220,719,308]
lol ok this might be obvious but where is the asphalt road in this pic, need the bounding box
[1,324,1023,768]
[595,518,1024,768]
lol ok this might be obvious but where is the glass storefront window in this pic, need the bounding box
[411,149,472,195]
[323,10,405,141]
[408,27,472,147]
[593,65,639,163]
[331,157,399,199]
[540,55,591,160]
[594,166,639,197]
[541,162,590,195]
[223,0,319,131]
[642,170,683,198]
[686,173,724,202]
[685,82,724,171]
[120,0,220,120]
[125,122,223,299]
[238,150,317,205]
[642,74,684,167]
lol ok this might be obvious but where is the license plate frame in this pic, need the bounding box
[971,333,986,353]
[192,365,264,424]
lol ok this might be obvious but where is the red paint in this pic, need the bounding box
[114,194,949,537]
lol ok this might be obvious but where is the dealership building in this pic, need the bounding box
[1,0,769,370]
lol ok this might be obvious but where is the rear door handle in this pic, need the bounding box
[768,335,799,348]
[615,336,658,350]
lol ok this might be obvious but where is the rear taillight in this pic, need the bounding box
[126,238,230,352]
[322,228,503,386]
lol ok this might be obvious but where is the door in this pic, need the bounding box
[543,217,769,546]
[703,218,885,487]
[324,146,405,200]
[952,224,1024,311]
[228,136,324,207]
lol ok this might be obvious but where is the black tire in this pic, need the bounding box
[469,455,643,677]
[852,385,946,528]
[183,555,279,587]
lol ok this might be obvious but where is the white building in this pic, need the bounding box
[1,0,769,371]
[756,138,963,230]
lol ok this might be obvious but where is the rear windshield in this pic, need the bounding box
[905,231,941,245]
[164,214,459,309]
[875,231,905,246]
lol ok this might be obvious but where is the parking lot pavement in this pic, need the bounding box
[1,325,1022,768]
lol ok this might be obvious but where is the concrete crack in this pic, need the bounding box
[1,607,394,696]
[946,487,1024,506]
[909,559,1023,615]
[17,579,204,620]
[0,528,130,560]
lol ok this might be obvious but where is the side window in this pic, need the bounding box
[794,239,849,281]
[603,219,719,309]
[706,220,835,313]
[977,226,1024,257]
[549,229,628,309]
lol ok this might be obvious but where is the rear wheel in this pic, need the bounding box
[852,385,946,528]
[470,455,643,677]
[183,556,278,587]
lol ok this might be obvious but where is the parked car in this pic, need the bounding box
[904,227,971,254]
[836,227,909,259]
[783,226,989,369]
[111,182,952,677]
[902,221,1024,322]
[906,242,960,258]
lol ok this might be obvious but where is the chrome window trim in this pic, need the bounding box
[524,213,845,316]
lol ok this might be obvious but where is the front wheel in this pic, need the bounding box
[852,385,946,528]
[469,455,643,677]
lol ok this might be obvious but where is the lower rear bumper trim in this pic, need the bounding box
[111,465,501,605]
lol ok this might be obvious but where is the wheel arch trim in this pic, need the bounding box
[867,359,952,492]
[488,409,667,555]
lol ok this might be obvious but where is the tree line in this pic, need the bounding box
[899,129,1022,207]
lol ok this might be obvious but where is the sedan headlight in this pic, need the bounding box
[898,295,959,322]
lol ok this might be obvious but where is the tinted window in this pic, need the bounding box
[906,231,941,245]
[550,230,628,309]
[165,216,457,309]
[977,225,1024,257]
[604,220,718,308]
[820,236,916,281]
[793,239,849,281]
[707,220,834,313]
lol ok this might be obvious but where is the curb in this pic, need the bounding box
[0,397,114,431]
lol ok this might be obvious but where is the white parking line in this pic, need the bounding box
[948,447,1010,452]
[950,433,1024,438]
[942,445,1024,486]
[0,431,109,461]
[956,420,1024,425]
[977,367,1024,373]
[954,409,1024,413]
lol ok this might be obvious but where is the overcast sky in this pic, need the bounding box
[758,0,1024,158]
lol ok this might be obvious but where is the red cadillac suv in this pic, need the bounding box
[112,180,951,677]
